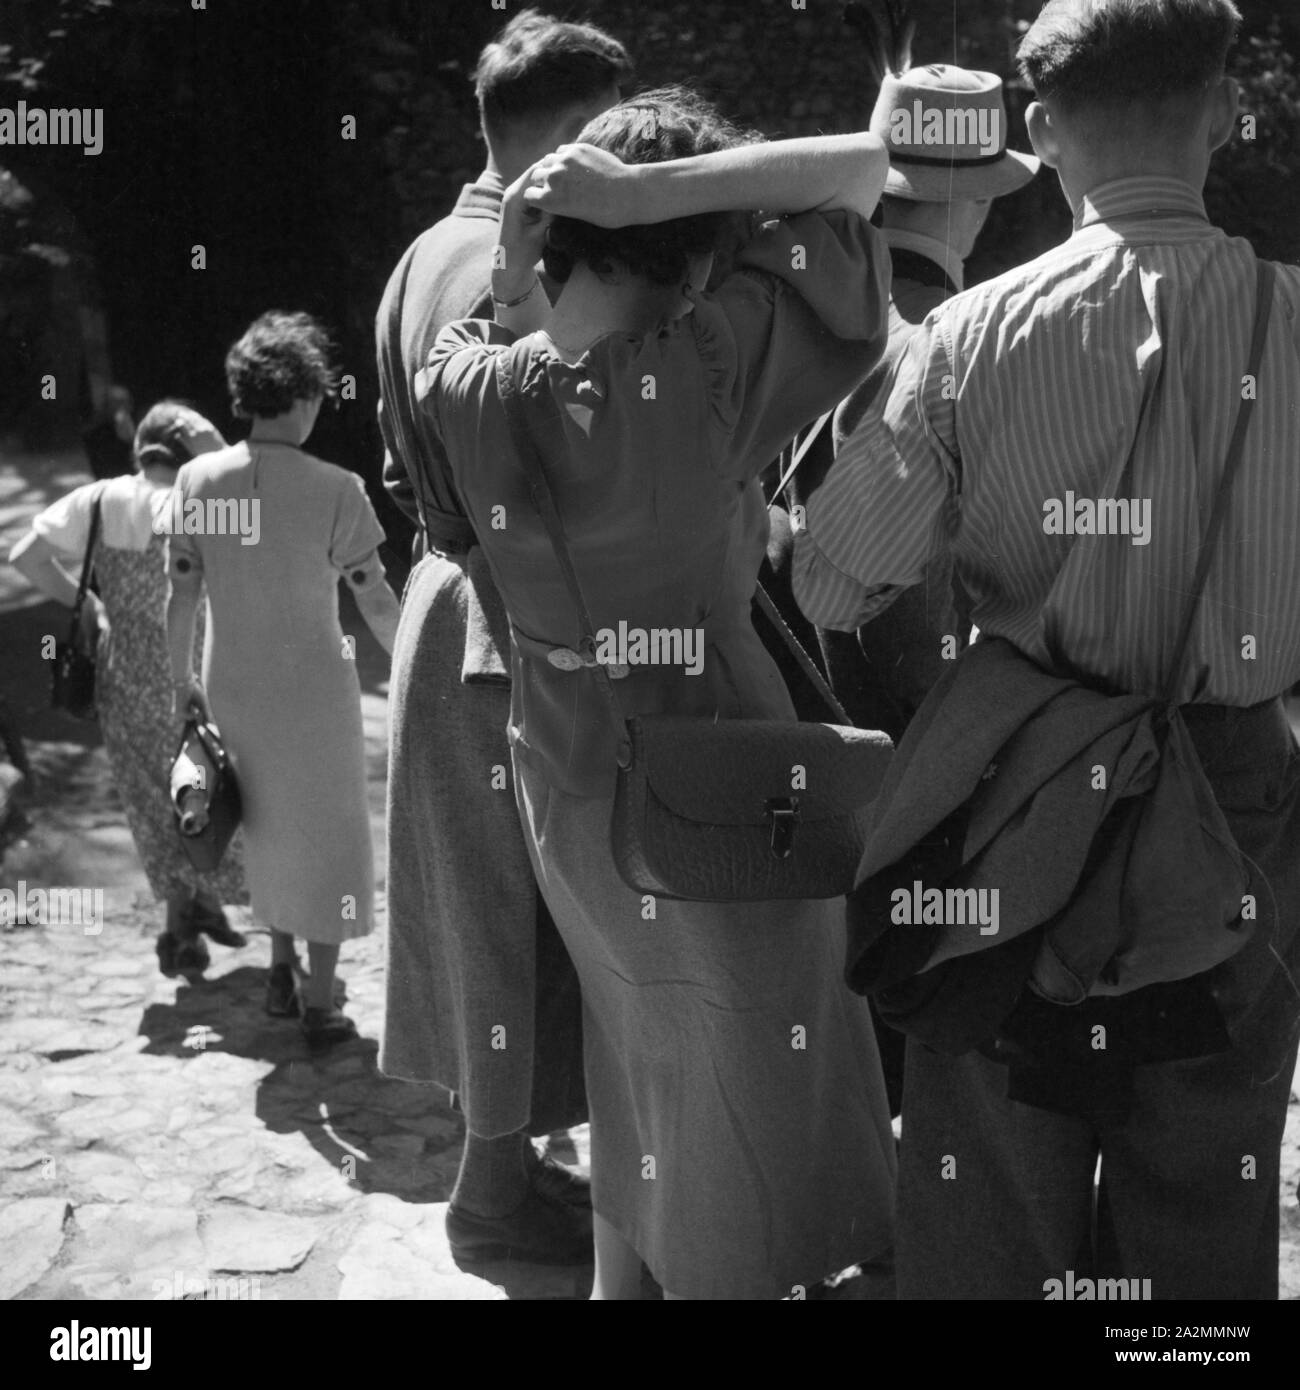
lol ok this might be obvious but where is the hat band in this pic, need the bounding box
[890,148,1009,168]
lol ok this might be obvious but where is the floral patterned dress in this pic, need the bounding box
[34,475,248,905]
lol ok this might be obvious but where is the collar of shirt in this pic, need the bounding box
[454,169,504,219]
[883,226,964,293]
[1072,175,1208,233]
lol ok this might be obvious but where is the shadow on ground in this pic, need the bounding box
[134,962,595,1297]
[138,964,455,1202]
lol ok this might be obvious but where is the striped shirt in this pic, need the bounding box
[793,176,1300,706]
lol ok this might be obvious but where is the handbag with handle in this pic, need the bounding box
[495,352,894,903]
[170,713,242,873]
[50,487,104,719]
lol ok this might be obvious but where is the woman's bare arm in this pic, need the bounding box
[165,554,209,721]
[525,132,890,229]
[354,580,400,657]
[492,167,555,337]
[9,531,80,608]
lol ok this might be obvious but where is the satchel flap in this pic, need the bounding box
[630,716,893,826]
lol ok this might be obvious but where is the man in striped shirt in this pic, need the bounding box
[795,0,1300,1300]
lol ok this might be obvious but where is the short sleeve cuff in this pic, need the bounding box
[30,483,96,560]
[338,549,385,594]
[165,534,204,585]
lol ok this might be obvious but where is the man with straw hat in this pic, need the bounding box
[782,4,1038,1115]
[791,3,1040,746]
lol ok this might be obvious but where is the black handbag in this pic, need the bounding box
[51,488,104,719]
[495,352,894,903]
[170,715,242,873]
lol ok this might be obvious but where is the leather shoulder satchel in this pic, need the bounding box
[51,486,105,720]
[495,351,893,903]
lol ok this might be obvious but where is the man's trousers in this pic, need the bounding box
[897,699,1300,1300]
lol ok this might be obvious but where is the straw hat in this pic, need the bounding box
[870,64,1040,202]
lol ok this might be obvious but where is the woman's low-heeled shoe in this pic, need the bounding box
[156,930,210,980]
[189,900,247,948]
[301,1006,357,1049]
[265,966,346,1019]
[264,963,300,1017]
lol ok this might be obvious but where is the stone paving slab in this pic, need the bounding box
[0,908,592,1300]
[0,1197,70,1299]
[64,1204,207,1301]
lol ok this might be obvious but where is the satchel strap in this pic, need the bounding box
[495,351,633,770]
[70,486,105,623]
[770,409,834,504]
[762,410,858,726]
[753,584,853,725]
[1159,257,1276,709]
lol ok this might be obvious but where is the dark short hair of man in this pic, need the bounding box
[1017,0,1242,110]
[473,7,633,138]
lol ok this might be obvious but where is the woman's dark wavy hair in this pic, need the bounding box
[225,310,338,419]
[542,86,762,288]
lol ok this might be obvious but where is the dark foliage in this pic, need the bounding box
[1,0,1296,551]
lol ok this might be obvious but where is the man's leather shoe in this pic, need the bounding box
[446,1184,593,1266]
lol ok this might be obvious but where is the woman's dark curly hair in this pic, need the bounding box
[542,86,761,288]
[225,310,338,419]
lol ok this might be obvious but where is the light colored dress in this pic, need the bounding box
[167,443,384,944]
[420,209,899,1298]
[31,473,248,904]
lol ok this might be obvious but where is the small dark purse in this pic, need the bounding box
[51,490,104,719]
[496,353,894,903]
[170,715,242,872]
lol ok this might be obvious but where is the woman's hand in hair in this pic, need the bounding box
[497,164,554,286]
[493,164,556,334]
[522,143,640,229]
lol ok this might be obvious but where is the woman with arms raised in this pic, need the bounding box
[417,88,896,1299]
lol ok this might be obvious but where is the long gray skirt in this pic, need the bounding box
[513,753,897,1299]
[381,552,585,1137]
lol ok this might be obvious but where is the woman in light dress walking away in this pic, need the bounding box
[165,312,400,1047]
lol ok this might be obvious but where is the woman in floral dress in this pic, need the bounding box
[10,401,249,976]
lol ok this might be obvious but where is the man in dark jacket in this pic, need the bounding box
[376,8,630,1266]
[799,62,1037,745]
[776,57,1037,1116]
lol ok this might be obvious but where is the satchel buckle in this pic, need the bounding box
[765,797,799,859]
